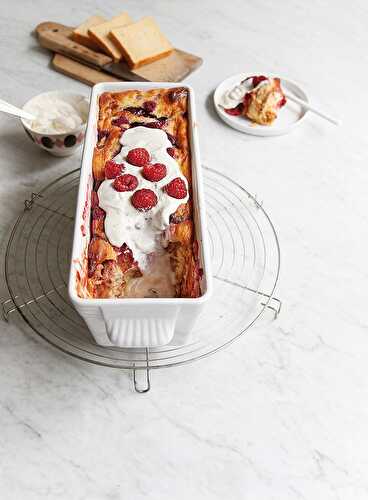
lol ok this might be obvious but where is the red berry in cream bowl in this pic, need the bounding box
[131,189,158,211]
[164,177,187,199]
[127,148,150,166]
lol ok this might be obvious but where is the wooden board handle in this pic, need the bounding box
[52,54,120,86]
[35,22,112,68]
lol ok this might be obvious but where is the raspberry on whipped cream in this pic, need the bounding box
[142,163,167,182]
[105,160,124,179]
[113,174,138,192]
[164,177,188,199]
[131,188,158,211]
[127,147,150,166]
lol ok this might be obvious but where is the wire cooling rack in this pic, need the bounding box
[2,166,281,392]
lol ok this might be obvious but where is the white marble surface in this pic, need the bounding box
[1,1,367,499]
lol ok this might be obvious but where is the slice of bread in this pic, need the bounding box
[110,16,173,69]
[72,15,107,51]
[88,12,133,61]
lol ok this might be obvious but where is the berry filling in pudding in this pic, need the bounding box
[221,75,287,125]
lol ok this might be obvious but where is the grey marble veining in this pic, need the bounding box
[1,1,368,499]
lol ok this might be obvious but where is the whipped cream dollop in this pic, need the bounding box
[220,78,270,108]
[25,95,89,134]
[97,126,189,269]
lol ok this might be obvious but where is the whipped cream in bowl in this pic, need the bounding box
[21,90,89,156]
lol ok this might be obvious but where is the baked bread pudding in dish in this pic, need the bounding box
[85,87,202,299]
[221,75,287,125]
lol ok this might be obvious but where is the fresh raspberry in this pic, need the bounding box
[113,174,138,192]
[91,191,99,208]
[143,101,157,113]
[142,163,167,182]
[131,189,158,211]
[164,177,187,199]
[167,147,177,158]
[252,75,268,87]
[105,160,123,179]
[224,103,244,116]
[127,148,150,166]
[92,207,105,219]
[112,115,129,127]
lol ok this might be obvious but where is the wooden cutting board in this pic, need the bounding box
[52,54,120,85]
[36,22,203,84]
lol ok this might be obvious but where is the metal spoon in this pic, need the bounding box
[0,98,36,122]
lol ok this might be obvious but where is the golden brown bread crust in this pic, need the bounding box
[84,87,202,299]
[118,49,173,69]
[243,78,285,125]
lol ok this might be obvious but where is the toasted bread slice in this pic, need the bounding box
[110,16,173,69]
[88,12,133,61]
[72,15,107,51]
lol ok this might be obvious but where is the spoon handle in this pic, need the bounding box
[284,91,341,126]
[0,99,36,122]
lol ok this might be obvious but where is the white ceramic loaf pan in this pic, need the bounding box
[68,82,212,348]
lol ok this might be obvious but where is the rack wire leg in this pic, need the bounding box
[261,296,282,319]
[1,297,13,322]
[132,347,151,393]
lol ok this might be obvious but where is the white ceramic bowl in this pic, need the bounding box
[214,73,309,136]
[21,90,89,156]
[68,82,212,348]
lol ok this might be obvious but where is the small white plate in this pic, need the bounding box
[214,73,309,136]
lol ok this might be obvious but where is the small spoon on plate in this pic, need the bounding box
[0,98,36,122]
[283,91,341,126]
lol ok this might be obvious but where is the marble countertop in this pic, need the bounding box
[1,1,367,499]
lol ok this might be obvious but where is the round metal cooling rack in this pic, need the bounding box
[2,166,281,393]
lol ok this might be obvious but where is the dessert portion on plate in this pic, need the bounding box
[220,75,287,125]
[86,87,202,299]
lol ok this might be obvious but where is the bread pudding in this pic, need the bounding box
[84,87,202,299]
[221,75,287,125]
